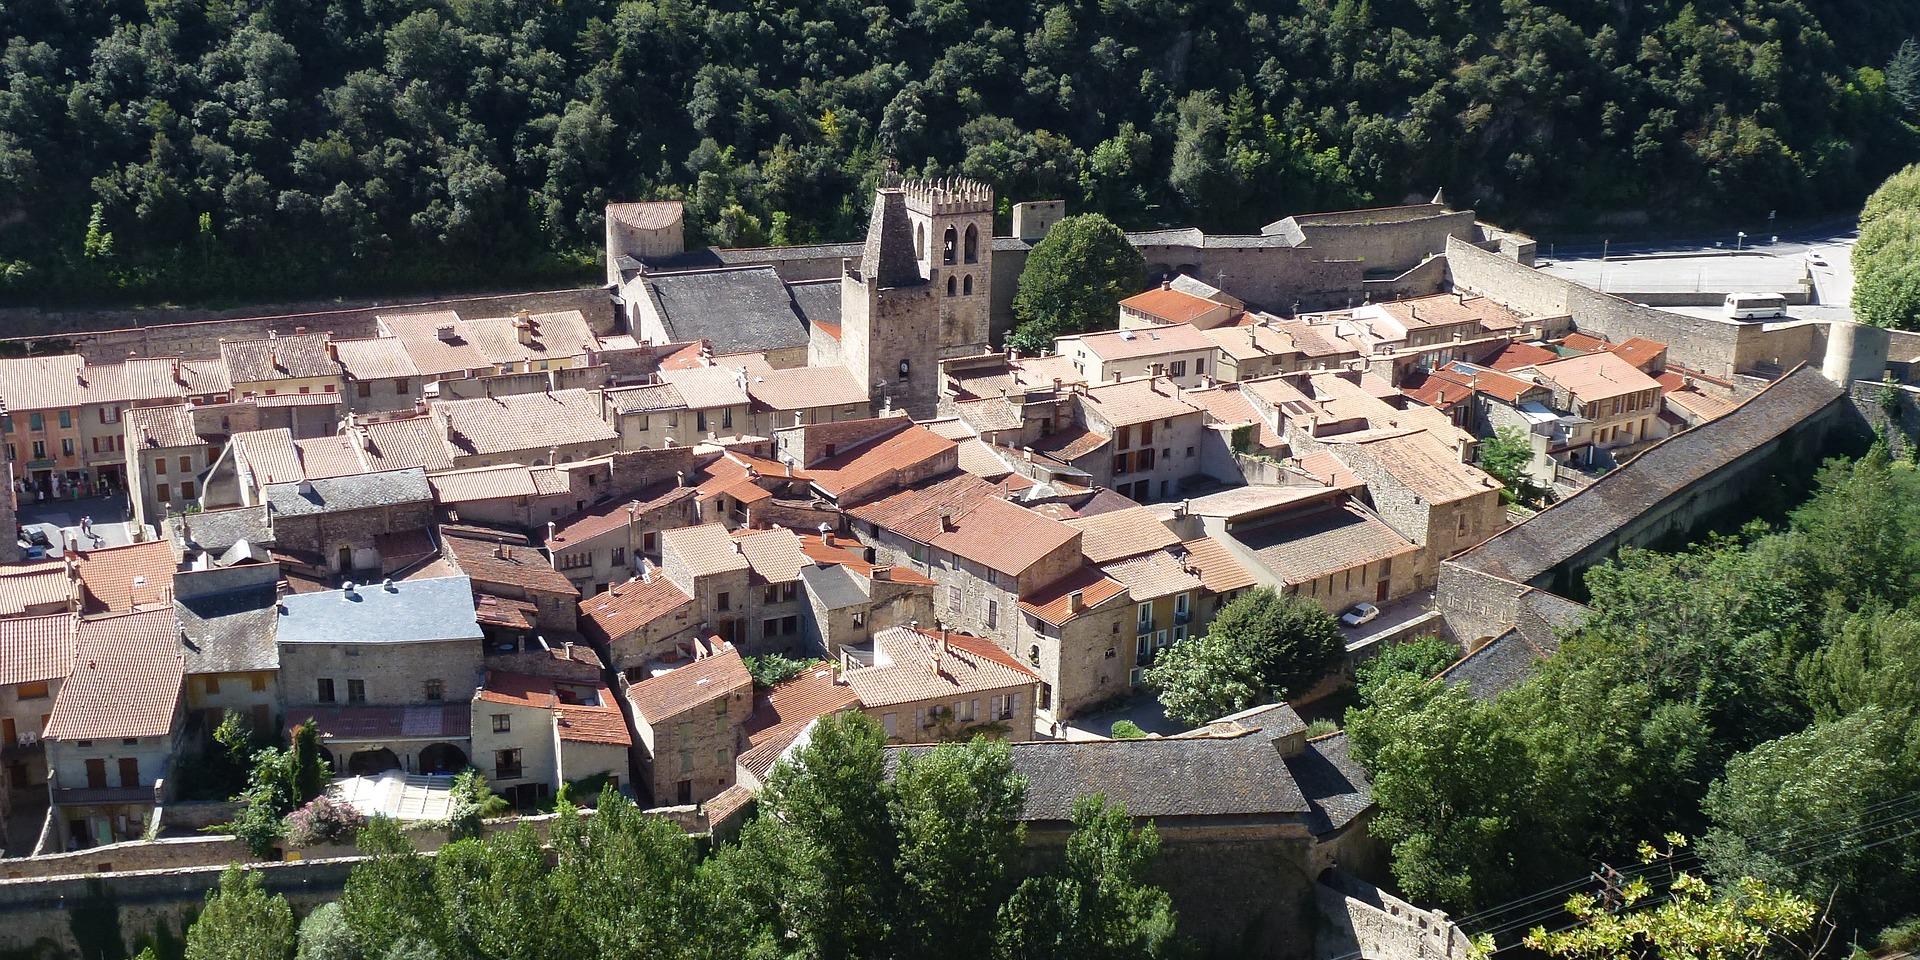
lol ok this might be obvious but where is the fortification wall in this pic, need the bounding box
[1435,562,1535,645]
[1297,209,1479,276]
[0,288,619,361]
[1314,871,1474,960]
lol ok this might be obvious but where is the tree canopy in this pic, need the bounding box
[2,0,1915,306]
[1007,213,1144,353]
[1143,587,1344,725]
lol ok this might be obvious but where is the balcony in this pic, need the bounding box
[1136,619,1154,636]
[495,764,524,780]
[1173,610,1191,625]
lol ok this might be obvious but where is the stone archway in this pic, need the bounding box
[347,748,400,776]
[418,742,469,775]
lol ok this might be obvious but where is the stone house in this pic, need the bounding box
[470,670,631,809]
[262,468,434,576]
[43,609,184,851]
[843,625,1039,744]
[579,573,702,681]
[172,563,282,744]
[655,368,754,445]
[657,524,752,648]
[439,527,583,637]
[123,404,224,529]
[1323,431,1506,590]
[1527,352,1666,451]
[626,645,752,806]
[1016,565,1133,725]
[332,337,421,421]
[1220,488,1421,613]
[602,382,695,450]
[275,575,485,778]
[794,530,937,660]
[375,311,496,388]
[544,483,699,595]
[744,365,875,437]
[1057,323,1219,388]
[0,613,71,813]
[463,310,603,375]
[1075,378,1210,503]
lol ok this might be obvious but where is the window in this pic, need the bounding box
[317,679,335,703]
[491,714,512,734]
[717,592,730,611]
[59,439,72,456]
[782,583,798,602]
[394,378,410,393]
[1117,424,1132,450]
[1195,358,1206,375]
[642,531,657,553]
[31,440,44,458]
[58,411,71,429]
[1141,420,1154,445]
[154,458,167,475]
[17,680,48,700]
[28,413,43,431]
[156,483,170,503]
[181,481,196,500]
[611,547,625,566]
[1169,360,1187,378]
[1185,446,1195,458]
[947,275,957,296]
[963,275,973,295]
[985,599,998,628]
[299,386,310,395]
[781,615,797,635]
[204,675,221,695]
[696,411,708,432]
[956,699,976,722]
[250,674,267,692]
[495,749,523,779]
[423,679,444,701]
[1137,602,1153,633]
[762,618,779,638]
[678,749,695,774]
[86,758,106,789]
[1112,453,1130,476]
[347,679,366,703]
[882,713,897,737]
[763,585,781,605]
[356,381,372,398]
[722,408,733,430]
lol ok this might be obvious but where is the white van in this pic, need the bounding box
[1724,292,1787,320]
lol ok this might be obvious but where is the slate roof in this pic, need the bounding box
[798,564,870,610]
[277,576,484,644]
[265,468,431,518]
[641,267,811,355]
[171,506,275,556]
[1453,366,1844,585]
[295,703,470,741]
[0,613,75,686]
[1286,732,1374,834]
[627,648,751,724]
[787,279,842,332]
[332,337,420,381]
[442,529,581,596]
[175,583,280,675]
[1231,502,1418,586]
[46,610,182,741]
[1437,629,1557,700]
[434,389,617,457]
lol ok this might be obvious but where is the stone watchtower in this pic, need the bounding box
[840,178,994,416]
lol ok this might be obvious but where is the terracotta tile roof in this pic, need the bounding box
[126,405,203,450]
[843,626,1038,708]
[1657,373,1740,422]
[1064,506,1181,564]
[847,471,1004,543]
[46,609,182,741]
[465,311,600,367]
[434,388,616,457]
[953,396,1026,433]
[1295,451,1366,493]
[931,496,1079,578]
[1180,537,1259,593]
[744,663,860,746]
[443,529,580,597]
[1337,430,1500,504]
[1532,352,1662,403]
[1018,565,1129,626]
[358,416,455,473]
[1120,286,1225,325]
[663,523,752,578]
[1370,293,1523,332]
[332,337,420,381]
[177,359,234,398]
[745,365,870,412]
[1401,369,1477,413]
[378,310,488,379]
[294,435,370,480]
[548,483,693,548]
[1557,331,1612,353]
[529,465,575,496]
[252,391,342,409]
[703,782,756,822]
[1079,378,1203,428]
[474,593,538,629]
[0,563,73,617]
[221,332,340,383]
[0,355,95,411]
[580,574,693,640]
[1435,361,1544,405]
[732,527,811,583]
[604,382,686,415]
[1611,336,1667,371]
[1071,323,1217,362]
[476,670,631,746]
[0,612,75,685]
[294,703,470,742]
[658,342,709,371]
[608,201,683,231]
[1478,340,1559,372]
[627,647,752,723]
[231,428,305,485]
[430,464,539,504]
[1030,426,1111,463]
[658,366,749,410]
[72,540,176,614]
[1102,549,1203,601]
[806,423,956,501]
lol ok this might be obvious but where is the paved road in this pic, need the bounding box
[16,493,138,557]
[1537,223,1856,312]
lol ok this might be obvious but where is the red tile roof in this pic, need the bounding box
[806,423,956,501]
[1401,369,1478,413]
[580,574,694,641]
[1018,564,1129,626]
[547,483,694,549]
[930,496,1080,578]
[1064,507,1181,564]
[1611,336,1667,371]
[1180,537,1259,593]
[1557,332,1612,353]
[476,671,631,745]
[627,647,751,723]
[842,626,1039,708]
[1120,287,1225,325]
[1479,341,1559,372]
[72,540,176,614]
[46,609,181,741]
[744,662,861,747]
[443,529,580,597]
[846,471,1003,542]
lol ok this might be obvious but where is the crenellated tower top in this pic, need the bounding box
[901,177,994,217]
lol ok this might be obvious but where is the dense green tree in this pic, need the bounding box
[1799,605,1920,720]
[1892,39,1920,114]
[890,742,1026,960]
[294,904,356,960]
[1354,635,1460,706]
[993,797,1176,960]
[1703,707,1920,935]
[184,867,296,960]
[291,721,327,804]
[1478,428,1537,502]
[1007,213,1145,353]
[337,819,446,960]
[547,788,703,960]
[1144,588,1344,725]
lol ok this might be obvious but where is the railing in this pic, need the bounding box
[1173,610,1191,625]
[495,764,524,780]
[1136,619,1154,635]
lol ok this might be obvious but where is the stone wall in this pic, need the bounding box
[1315,870,1474,960]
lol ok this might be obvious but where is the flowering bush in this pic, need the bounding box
[283,795,367,848]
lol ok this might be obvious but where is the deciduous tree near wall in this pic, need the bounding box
[1143,588,1344,725]
[1855,165,1920,329]
[1007,214,1146,354]
[185,867,296,960]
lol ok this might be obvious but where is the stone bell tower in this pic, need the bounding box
[839,178,995,417]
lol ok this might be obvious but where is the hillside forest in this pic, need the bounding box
[3,0,1919,304]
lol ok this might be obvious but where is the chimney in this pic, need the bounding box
[1068,590,1084,613]
[563,640,576,660]
[547,521,557,544]
[676,469,687,487]
[938,506,956,531]
[1160,280,1171,290]
[495,540,509,559]
[171,357,184,383]
[382,578,395,592]
[342,581,357,600]
[871,566,891,581]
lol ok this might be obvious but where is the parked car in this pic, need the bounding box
[1340,602,1382,628]
[19,526,51,548]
